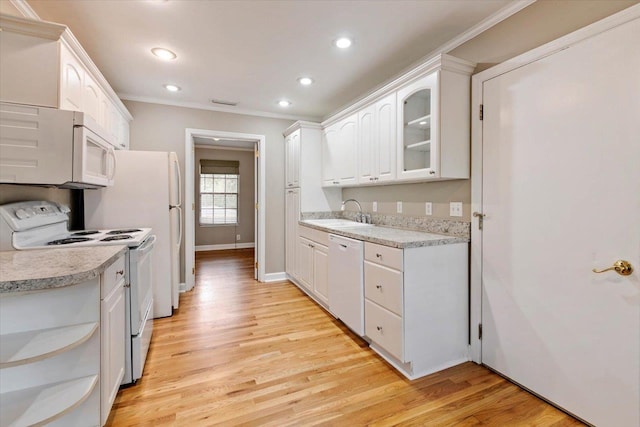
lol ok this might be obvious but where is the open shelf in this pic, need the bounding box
[406,115,431,129]
[406,140,431,152]
[0,375,98,427]
[0,322,98,369]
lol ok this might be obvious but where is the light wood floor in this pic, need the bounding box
[108,249,582,426]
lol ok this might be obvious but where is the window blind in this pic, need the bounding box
[200,159,239,175]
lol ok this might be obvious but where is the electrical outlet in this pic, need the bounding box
[236,234,241,241]
[425,202,433,216]
[397,201,403,213]
[372,201,377,212]
[449,202,463,217]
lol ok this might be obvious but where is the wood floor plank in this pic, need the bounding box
[107,248,583,426]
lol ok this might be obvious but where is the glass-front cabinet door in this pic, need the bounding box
[396,72,439,181]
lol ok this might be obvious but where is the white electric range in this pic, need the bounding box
[0,200,154,385]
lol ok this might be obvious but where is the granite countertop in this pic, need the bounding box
[0,245,127,294]
[299,220,469,249]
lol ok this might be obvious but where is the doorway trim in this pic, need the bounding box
[469,4,640,363]
[184,128,266,291]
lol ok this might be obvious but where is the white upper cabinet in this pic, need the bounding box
[358,93,397,184]
[0,14,132,150]
[322,54,475,186]
[396,56,474,181]
[322,113,358,187]
[285,129,300,188]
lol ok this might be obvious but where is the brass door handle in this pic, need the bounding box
[592,260,633,276]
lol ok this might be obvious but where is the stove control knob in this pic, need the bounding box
[15,209,30,219]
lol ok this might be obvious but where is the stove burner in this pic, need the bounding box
[107,229,142,235]
[71,230,101,236]
[47,237,93,245]
[101,235,133,241]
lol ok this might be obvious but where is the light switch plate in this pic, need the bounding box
[372,201,377,212]
[236,234,241,241]
[397,201,403,213]
[450,202,463,217]
[425,202,432,216]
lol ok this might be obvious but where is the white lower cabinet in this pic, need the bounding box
[100,256,126,426]
[0,253,127,426]
[363,241,469,380]
[291,226,330,307]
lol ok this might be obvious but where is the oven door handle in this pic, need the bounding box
[137,235,156,256]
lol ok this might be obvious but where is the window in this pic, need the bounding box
[199,160,240,225]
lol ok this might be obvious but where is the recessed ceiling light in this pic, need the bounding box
[164,84,181,92]
[213,138,221,141]
[278,100,291,107]
[335,37,353,49]
[298,77,313,86]
[151,47,177,60]
[419,121,427,125]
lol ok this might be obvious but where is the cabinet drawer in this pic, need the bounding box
[102,254,126,299]
[299,225,329,246]
[365,242,403,271]
[364,261,403,316]
[365,300,403,361]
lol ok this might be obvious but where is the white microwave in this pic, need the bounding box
[0,102,116,189]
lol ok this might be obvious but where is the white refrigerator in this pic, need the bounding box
[85,150,182,318]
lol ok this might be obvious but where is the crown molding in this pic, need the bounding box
[321,0,536,126]
[118,94,319,123]
[9,0,39,19]
[0,13,65,39]
[282,121,323,137]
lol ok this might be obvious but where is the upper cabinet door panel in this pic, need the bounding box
[358,105,376,184]
[60,45,84,112]
[321,124,338,186]
[376,93,396,182]
[285,130,300,188]
[82,72,101,123]
[336,114,358,185]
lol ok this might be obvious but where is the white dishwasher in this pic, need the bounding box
[328,234,364,336]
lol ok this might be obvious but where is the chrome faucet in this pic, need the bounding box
[341,199,369,223]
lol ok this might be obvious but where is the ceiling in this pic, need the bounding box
[27,0,512,121]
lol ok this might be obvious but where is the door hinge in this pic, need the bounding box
[255,261,258,269]
[478,323,483,340]
[479,104,484,121]
[192,267,195,275]
[192,202,195,211]
[255,203,259,210]
[255,149,259,158]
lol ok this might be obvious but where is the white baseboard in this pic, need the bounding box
[195,242,255,251]
[264,272,288,283]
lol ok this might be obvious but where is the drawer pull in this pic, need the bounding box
[376,285,382,290]
[376,326,383,333]
[116,270,124,276]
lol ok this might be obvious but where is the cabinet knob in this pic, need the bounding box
[429,170,436,175]
[116,270,124,276]
[376,253,382,258]
[376,284,382,290]
[376,326,383,332]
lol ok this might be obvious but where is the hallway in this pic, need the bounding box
[108,249,582,426]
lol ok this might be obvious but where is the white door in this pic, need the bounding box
[481,16,640,427]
